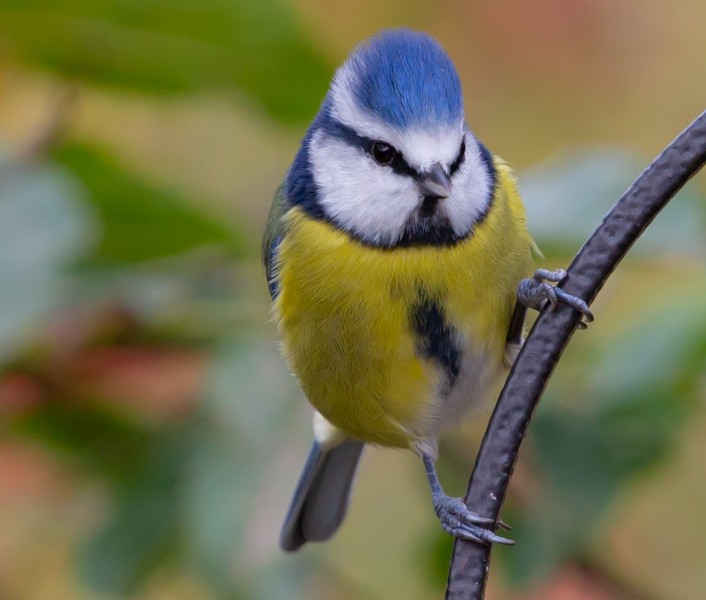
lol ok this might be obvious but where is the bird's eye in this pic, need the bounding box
[371,141,396,165]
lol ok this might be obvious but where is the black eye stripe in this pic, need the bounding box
[322,119,464,180]
[325,120,417,177]
[380,145,416,178]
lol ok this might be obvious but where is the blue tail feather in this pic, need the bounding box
[280,439,364,552]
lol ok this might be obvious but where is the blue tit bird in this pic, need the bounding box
[263,29,592,552]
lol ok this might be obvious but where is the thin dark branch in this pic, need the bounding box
[445,110,706,600]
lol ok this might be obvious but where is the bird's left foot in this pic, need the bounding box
[433,494,514,546]
[518,268,594,328]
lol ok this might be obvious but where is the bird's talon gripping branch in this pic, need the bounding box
[424,454,513,546]
[452,525,514,546]
[518,268,594,324]
[433,494,515,546]
[553,287,594,322]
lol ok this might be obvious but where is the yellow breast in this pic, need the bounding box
[273,161,534,448]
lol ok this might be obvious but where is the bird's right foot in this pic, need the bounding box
[432,494,514,546]
[517,268,594,328]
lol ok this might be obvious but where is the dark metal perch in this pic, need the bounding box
[445,110,706,600]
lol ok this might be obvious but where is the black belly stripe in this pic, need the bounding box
[410,298,461,394]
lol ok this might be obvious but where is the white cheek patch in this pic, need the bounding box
[309,130,418,245]
[443,133,493,236]
[309,128,493,245]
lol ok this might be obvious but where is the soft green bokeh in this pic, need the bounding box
[0,1,704,599]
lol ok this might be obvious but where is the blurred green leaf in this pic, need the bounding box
[503,287,706,585]
[499,507,566,585]
[0,153,95,362]
[52,142,248,264]
[181,338,296,590]
[520,149,706,255]
[590,297,706,413]
[11,398,150,483]
[205,338,294,449]
[72,338,305,596]
[0,0,331,122]
[79,429,190,594]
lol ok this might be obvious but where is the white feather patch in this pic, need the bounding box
[309,129,416,245]
[308,127,492,245]
[313,411,347,448]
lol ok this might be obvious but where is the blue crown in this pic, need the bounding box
[345,29,463,130]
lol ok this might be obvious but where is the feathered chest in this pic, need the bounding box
[271,188,532,446]
[275,206,511,345]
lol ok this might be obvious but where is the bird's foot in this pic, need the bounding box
[517,268,594,328]
[432,494,514,546]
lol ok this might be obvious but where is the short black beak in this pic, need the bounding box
[417,162,452,200]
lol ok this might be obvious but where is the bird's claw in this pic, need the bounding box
[433,495,514,546]
[518,268,594,325]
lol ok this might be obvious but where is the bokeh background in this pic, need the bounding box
[0,1,705,599]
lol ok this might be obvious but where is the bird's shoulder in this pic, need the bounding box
[262,182,290,300]
[490,155,541,257]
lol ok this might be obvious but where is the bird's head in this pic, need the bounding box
[287,29,495,248]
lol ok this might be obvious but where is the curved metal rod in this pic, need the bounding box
[445,110,706,600]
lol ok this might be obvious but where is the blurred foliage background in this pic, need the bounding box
[0,1,704,599]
